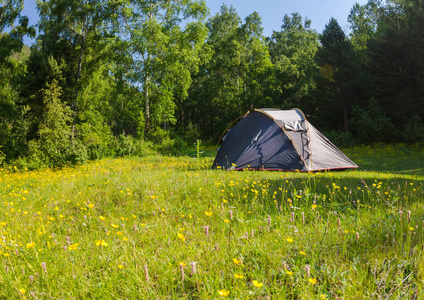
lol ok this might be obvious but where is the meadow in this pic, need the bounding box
[0,144,423,299]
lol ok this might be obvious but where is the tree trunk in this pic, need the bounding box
[144,76,150,133]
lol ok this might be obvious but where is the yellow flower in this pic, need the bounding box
[19,288,26,294]
[177,233,186,241]
[286,237,294,243]
[233,258,241,265]
[99,216,106,221]
[224,219,230,224]
[286,270,293,275]
[233,274,244,279]
[26,242,36,249]
[88,204,95,208]
[95,240,108,247]
[205,211,213,217]
[252,280,263,288]
[299,251,306,256]
[320,295,327,299]
[118,264,124,269]
[308,278,317,285]
[179,261,187,267]
[68,243,79,250]
[218,289,230,296]
[311,204,318,210]
[111,223,119,228]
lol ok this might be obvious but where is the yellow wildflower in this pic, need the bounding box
[26,242,36,249]
[308,278,317,285]
[95,240,108,247]
[68,243,79,250]
[286,237,294,243]
[177,233,186,241]
[252,280,263,288]
[219,289,230,296]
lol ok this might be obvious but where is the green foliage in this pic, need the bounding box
[184,5,273,140]
[28,79,86,167]
[267,13,319,112]
[113,134,156,157]
[402,115,424,143]
[2,0,424,167]
[117,0,210,132]
[349,98,398,144]
[146,127,175,154]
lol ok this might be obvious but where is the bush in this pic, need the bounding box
[402,115,424,143]
[146,127,175,154]
[114,134,156,157]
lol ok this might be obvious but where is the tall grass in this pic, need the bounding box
[0,145,423,299]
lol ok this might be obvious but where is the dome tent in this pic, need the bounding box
[212,108,358,171]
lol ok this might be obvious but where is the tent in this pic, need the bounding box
[212,108,358,171]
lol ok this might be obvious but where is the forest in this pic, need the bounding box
[1,0,424,168]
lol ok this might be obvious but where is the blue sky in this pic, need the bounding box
[19,0,368,44]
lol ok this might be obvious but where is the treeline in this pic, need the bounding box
[1,0,424,168]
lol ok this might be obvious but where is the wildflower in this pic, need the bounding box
[285,237,294,243]
[95,240,108,247]
[177,233,186,241]
[26,242,36,249]
[88,204,95,208]
[205,211,213,217]
[224,219,230,224]
[252,280,263,288]
[118,265,124,269]
[41,262,47,273]
[111,224,119,228]
[99,216,106,221]
[320,295,327,299]
[19,288,26,294]
[286,270,293,275]
[299,251,306,256]
[308,278,317,285]
[68,243,79,250]
[234,274,244,279]
[219,289,230,296]
[233,258,241,265]
[311,204,318,210]
[179,261,187,267]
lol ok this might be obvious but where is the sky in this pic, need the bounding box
[18,0,368,45]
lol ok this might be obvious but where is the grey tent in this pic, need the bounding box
[212,108,358,171]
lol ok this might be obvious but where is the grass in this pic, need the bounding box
[0,144,423,299]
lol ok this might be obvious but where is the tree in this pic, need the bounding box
[183,5,273,140]
[116,0,210,133]
[367,0,424,129]
[267,13,319,113]
[314,18,361,134]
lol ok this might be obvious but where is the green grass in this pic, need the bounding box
[0,144,423,299]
